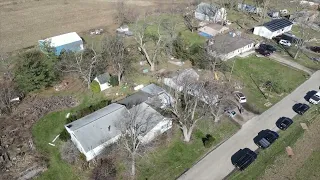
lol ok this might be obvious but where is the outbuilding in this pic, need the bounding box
[38,32,84,56]
[93,73,111,92]
[253,19,293,39]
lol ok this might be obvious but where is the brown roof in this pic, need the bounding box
[207,34,254,54]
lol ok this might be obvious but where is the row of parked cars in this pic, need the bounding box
[231,90,320,171]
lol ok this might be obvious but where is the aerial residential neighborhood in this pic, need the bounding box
[0,0,320,180]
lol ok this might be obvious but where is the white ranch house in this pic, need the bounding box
[253,19,293,39]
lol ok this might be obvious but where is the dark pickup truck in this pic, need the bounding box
[231,148,257,171]
[254,129,279,149]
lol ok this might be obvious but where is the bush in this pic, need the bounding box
[91,157,117,180]
[202,134,215,148]
[90,80,101,93]
[109,75,119,86]
[60,128,71,141]
[14,50,59,93]
[60,140,80,164]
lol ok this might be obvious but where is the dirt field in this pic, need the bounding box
[0,0,180,53]
[260,114,320,180]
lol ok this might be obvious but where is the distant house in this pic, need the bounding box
[65,84,173,160]
[253,19,293,39]
[38,32,84,56]
[207,33,254,61]
[195,2,227,23]
[163,69,200,92]
[198,23,229,38]
[238,3,262,14]
[141,84,175,109]
[93,73,111,91]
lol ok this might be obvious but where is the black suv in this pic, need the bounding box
[256,48,271,56]
[231,148,257,171]
[253,129,279,149]
[259,44,277,53]
[276,117,293,130]
[293,103,310,115]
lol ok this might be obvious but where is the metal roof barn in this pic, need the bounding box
[38,32,84,56]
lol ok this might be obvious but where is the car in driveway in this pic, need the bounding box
[253,129,279,149]
[231,148,257,171]
[276,117,293,130]
[256,48,271,56]
[234,91,247,103]
[279,39,291,47]
[259,44,277,53]
[309,91,320,104]
[293,103,310,115]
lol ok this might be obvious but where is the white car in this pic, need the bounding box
[279,39,291,47]
[309,91,320,104]
[234,91,247,103]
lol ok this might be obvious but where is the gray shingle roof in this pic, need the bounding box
[263,19,293,32]
[117,91,152,108]
[65,103,127,152]
[96,73,110,84]
[140,84,165,96]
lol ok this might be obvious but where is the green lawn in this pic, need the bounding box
[137,119,239,180]
[32,93,106,180]
[296,150,320,180]
[231,56,308,113]
[228,106,320,180]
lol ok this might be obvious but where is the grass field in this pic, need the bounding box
[228,106,320,180]
[231,56,308,113]
[137,118,239,180]
[32,93,106,180]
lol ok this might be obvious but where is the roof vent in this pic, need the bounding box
[67,125,72,128]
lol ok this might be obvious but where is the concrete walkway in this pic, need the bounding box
[178,71,320,180]
[269,53,314,75]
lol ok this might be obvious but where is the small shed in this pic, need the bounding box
[39,32,84,56]
[93,73,111,91]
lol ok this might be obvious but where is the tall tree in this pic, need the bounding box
[58,48,101,89]
[101,35,128,85]
[114,0,139,25]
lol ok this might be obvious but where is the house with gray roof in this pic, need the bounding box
[93,72,111,91]
[195,2,227,23]
[253,18,293,39]
[207,33,254,61]
[64,84,173,161]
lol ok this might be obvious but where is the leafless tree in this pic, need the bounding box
[58,47,101,89]
[183,12,200,32]
[117,103,155,178]
[255,0,270,22]
[200,80,237,122]
[133,15,165,71]
[114,0,139,26]
[167,78,207,142]
[0,81,19,114]
[101,35,128,85]
[0,53,13,81]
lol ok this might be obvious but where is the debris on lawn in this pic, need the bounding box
[300,123,309,130]
[134,85,144,91]
[90,29,104,35]
[286,146,294,157]
[142,69,149,73]
[66,112,71,119]
[54,80,69,91]
[264,102,272,107]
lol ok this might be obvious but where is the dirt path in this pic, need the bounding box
[259,115,320,180]
[270,53,314,75]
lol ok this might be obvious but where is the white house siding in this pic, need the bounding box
[140,119,172,144]
[93,77,111,91]
[253,25,292,39]
[221,43,254,60]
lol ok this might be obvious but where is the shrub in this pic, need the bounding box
[109,75,119,86]
[14,50,59,93]
[90,80,101,93]
[202,134,215,148]
[91,157,117,180]
[60,128,71,141]
[60,140,79,164]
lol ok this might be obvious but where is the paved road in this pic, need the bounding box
[270,53,314,75]
[178,71,320,180]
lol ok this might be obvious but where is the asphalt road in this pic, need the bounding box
[178,71,320,180]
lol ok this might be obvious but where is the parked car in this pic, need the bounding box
[279,39,291,46]
[308,46,320,53]
[253,129,279,149]
[256,48,271,56]
[276,117,293,130]
[259,44,277,53]
[231,148,257,171]
[234,91,247,103]
[293,103,310,115]
[309,91,320,104]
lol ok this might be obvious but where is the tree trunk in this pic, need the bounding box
[118,72,122,86]
[87,80,91,89]
[182,125,191,142]
[141,46,155,71]
[150,62,155,72]
[131,153,136,179]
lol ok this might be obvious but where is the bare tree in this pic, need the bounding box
[133,15,164,71]
[0,81,19,114]
[101,35,128,85]
[255,0,270,22]
[117,103,155,178]
[167,78,207,142]
[58,47,101,89]
[114,0,139,26]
